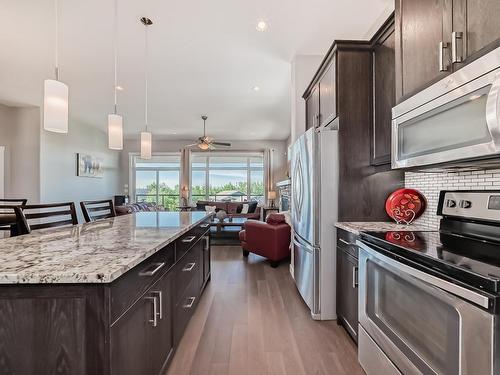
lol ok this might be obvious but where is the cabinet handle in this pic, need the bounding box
[182,262,196,272]
[352,266,358,289]
[184,296,196,309]
[182,235,196,243]
[202,235,210,251]
[438,41,449,72]
[151,291,163,320]
[145,296,158,327]
[451,31,463,63]
[199,223,209,228]
[139,262,165,277]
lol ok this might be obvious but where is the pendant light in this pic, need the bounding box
[140,17,153,159]
[108,0,123,150]
[43,0,69,133]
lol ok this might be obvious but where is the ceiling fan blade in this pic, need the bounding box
[211,141,231,147]
[208,143,216,150]
[184,143,199,148]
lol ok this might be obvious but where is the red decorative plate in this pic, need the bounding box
[385,188,426,225]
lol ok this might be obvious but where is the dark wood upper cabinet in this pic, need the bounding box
[305,84,320,130]
[396,0,500,102]
[371,15,396,166]
[319,60,336,127]
[395,0,452,101]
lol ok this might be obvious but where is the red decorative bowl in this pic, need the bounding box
[385,188,426,225]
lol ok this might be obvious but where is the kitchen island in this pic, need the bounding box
[0,211,212,375]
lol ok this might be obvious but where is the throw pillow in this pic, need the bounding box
[196,202,206,211]
[236,204,243,213]
[205,205,216,213]
[241,204,249,214]
[247,201,258,213]
[266,213,286,225]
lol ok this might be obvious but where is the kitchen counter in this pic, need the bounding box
[0,211,211,284]
[335,221,432,235]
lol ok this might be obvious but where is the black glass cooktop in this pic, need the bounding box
[360,230,500,294]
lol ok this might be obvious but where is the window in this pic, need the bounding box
[133,154,181,211]
[191,153,264,204]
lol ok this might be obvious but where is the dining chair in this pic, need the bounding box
[17,202,78,235]
[80,199,116,223]
[0,199,28,236]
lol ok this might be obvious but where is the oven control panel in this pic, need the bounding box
[438,191,500,222]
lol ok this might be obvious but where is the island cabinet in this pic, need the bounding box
[395,0,500,101]
[0,216,211,375]
[336,228,359,343]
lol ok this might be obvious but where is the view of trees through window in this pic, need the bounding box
[134,155,181,211]
[191,154,264,204]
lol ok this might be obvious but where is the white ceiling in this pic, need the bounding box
[0,0,393,141]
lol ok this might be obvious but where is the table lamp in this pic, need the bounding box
[268,191,277,207]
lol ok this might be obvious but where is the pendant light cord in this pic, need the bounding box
[144,22,149,131]
[54,0,59,80]
[113,0,118,114]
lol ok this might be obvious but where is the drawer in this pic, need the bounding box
[110,243,175,324]
[337,228,359,259]
[175,221,209,260]
[173,274,200,347]
[173,242,202,305]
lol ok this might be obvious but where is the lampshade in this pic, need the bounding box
[141,131,152,159]
[108,114,123,150]
[268,191,277,199]
[181,186,189,199]
[43,79,68,133]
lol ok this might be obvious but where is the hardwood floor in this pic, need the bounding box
[167,246,363,375]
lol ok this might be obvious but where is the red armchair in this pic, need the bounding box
[238,214,291,268]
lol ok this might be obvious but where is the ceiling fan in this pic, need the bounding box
[186,115,231,150]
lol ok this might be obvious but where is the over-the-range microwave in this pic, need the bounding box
[392,46,500,170]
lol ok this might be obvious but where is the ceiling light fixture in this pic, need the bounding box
[253,86,260,91]
[108,0,123,150]
[140,17,153,160]
[43,0,69,134]
[256,20,267,32]
[115,85,124,91]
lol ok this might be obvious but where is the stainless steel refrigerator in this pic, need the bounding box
[290,121,338,320]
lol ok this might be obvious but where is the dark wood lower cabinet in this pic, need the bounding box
[0,222,211,375]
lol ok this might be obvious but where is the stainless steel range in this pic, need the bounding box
[358,190,500,375]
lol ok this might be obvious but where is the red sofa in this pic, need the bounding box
[195,200,261,220]
[239,214,291,267]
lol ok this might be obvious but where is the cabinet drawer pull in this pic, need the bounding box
[339,238,356,247]
[183,296,196,309]
[199,223,209,228]
[182,262,196,272]
[352,266,358,289]
[438,41,449,72]
[451,31,463,63]
[151,291,163,319]
[145,296,158,327]
[139,262,165,277]
[182,235,196,243]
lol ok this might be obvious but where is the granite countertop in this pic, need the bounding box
[335,221,434,235]
[0,211,211,284]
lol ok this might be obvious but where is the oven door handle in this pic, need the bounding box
[486,70,500,149]
[357,241,491,309]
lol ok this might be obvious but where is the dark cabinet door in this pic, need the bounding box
[149,273,173,375]
[110,296,151,375]
[395,0,452,100]
[337,248,358,343]
[452,0,500,66]
[319,60,336,127]
[305,84,320,130]
[372,20,396,165]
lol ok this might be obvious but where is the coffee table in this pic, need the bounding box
[210,217,247,245]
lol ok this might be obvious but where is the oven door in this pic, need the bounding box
[392,51,500,169]
[357,241,495,375]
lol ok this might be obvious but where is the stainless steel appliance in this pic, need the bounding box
[290,121,339,320]
[392,46,500,170]
[358,190,500,374]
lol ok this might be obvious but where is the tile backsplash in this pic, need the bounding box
[405,168,500,229]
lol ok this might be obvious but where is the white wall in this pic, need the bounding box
[40,119,121,221]
[0,103,40,203]
[290,55,323,143]
[120,138,289,201]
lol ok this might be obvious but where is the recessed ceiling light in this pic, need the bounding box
[253,86,260,91]
[115,85,124,91]
[256,20,267,32]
